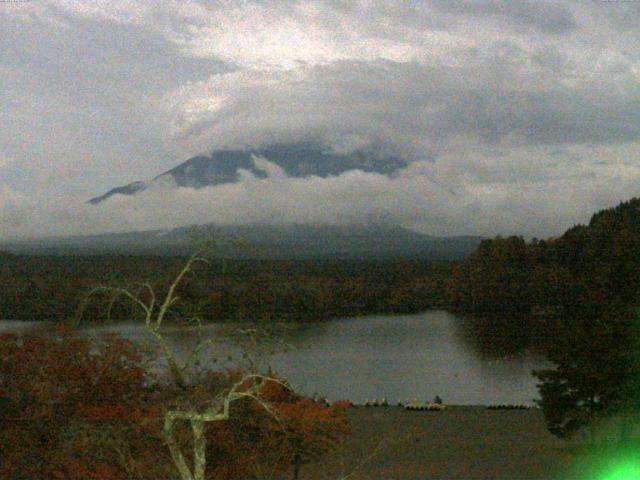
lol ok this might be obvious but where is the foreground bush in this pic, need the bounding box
[0,327,349,479]
[0,325,167,479]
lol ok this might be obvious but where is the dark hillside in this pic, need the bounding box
[447,197,640,354]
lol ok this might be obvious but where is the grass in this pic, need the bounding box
[301,406,581,479]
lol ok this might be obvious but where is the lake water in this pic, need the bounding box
[0,311,548,405]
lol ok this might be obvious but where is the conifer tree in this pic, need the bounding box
[533,301,640,443]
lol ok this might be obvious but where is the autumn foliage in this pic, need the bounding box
[201,372,350,479]
[0,325,166,479]
[0,327,349,479]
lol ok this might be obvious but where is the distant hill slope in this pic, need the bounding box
[2,224,483,260]
[89,143,408,204]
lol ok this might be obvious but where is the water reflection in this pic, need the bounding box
[260,311,548,405]
[453,314,536,359]
[1,311,549,405]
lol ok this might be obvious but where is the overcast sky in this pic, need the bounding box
[1,0,639,240]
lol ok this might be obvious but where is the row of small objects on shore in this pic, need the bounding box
[338,399,532,410]
[361,399,446,411]
[402,402,446,411]
[486,404,531,410]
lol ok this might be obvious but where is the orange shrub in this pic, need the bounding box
[0,329,349,480]
[0,327,167,479]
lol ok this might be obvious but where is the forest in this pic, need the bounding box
[0,253,355,480]
[446,197,640,354]
[446,197,640,442]
[0,254,451,324]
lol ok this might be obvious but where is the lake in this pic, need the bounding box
[0,311,548,405]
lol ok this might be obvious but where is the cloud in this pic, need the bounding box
[1,143,638,241]
[0,153,14,170]
[1,0,640,240]
[0,5,231,197]
[166,49,640,157]
[429,1,578,35]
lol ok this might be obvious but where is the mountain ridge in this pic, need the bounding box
[1,223,484,260]
[89,143,408,204]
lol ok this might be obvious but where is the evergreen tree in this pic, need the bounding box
[533,301,640,442]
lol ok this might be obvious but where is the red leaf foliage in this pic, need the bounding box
[0,328,350,479]
[0,327,165,479]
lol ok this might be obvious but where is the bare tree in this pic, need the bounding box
[163,373,284,480]
[77,250,286,480]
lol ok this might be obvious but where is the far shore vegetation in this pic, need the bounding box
[0,254,452,325]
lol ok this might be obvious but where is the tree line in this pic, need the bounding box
[0,254,451,324]
[447,198,640,352]
[447,197,640,442]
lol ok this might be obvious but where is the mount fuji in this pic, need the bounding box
[89,143,408,205]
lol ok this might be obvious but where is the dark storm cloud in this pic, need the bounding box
[177,49,640,157]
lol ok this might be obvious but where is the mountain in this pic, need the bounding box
[1,224,484,260]
[87,181,146,205]
[71,144,483,259]
[89,143,408,204]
